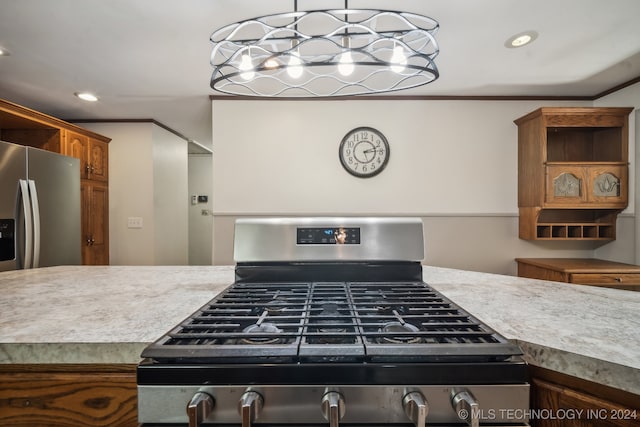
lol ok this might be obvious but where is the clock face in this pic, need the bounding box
[339,127,390,178]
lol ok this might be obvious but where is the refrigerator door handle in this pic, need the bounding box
[28,180,41,268]
[18,179,33,269]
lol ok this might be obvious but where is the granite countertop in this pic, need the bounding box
[0,265,638,395]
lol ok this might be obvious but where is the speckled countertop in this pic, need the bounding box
[1,265,638,395]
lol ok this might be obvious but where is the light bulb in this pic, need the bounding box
[264,57,279,69]
[287,51,303,79]
[337,50,354,76]
[390,45,407,73]
[239,52,255,80]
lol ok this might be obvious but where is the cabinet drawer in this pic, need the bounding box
[570,273,640,286]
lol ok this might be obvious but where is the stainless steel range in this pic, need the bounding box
[138,218,529,427]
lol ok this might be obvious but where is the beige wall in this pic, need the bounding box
[211,91,638,274]
[188,153,214,265]
[593,82,640,264]
[78,122,189,265]
[212,100,585,215]
[151,124,189,265]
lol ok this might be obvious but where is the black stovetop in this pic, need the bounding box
[138,262,527,387]
[141,263,521,364]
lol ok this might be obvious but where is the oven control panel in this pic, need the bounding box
[233,218,424,262]
[297,227,361,245]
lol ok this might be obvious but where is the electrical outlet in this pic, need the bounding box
[127,217,143,229]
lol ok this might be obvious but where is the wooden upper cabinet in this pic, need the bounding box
[515,107,633,241]
[64,130,89,174]
[88,138,109,181]
[63,130,109,182]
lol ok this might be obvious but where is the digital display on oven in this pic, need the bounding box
[297,227,361,245]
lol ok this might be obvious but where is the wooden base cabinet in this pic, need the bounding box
[516,258,640,291]
[530,366,640,427]
[0,364,137,427]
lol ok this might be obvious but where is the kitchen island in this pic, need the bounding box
[1,265,639,426]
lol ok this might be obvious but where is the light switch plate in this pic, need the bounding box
[127,217,143,229]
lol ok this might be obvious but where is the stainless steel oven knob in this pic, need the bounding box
[238,390,264,427]
[450,389,480,427]
[321,390,345,427]
[402,391,429,427]
[186,392,215,427]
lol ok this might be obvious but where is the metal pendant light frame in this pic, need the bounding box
[210,5,439,97]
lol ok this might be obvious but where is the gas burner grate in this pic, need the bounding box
[142,281,521,362]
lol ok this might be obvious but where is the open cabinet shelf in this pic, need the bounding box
[535,224,614,240]
[520,207,619,241]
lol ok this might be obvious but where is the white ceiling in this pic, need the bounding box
[1,0,639,150]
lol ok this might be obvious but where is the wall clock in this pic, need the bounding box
[339,127,390,178]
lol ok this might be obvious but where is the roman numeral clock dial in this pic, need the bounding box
[339,127,390,178]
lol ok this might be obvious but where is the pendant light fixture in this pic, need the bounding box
[210,1,439,97]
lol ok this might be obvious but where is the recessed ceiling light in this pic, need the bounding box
[505,31,538,48]
[0,47,10,56]
[75,92,99,102]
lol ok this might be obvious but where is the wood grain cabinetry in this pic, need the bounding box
[63,131,109,182]
[529,366,640,427]
[82,183,109,265]
[516,258,640,291]
[0,364,137,427]
[0,98,110,265]
[515,107,633,241]
[64,130,110,264]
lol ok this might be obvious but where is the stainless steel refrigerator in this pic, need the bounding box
[0,140,81,271]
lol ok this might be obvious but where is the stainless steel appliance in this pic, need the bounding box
[138,218,529,427]
[0,140,81,271]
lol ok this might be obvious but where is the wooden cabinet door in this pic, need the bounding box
[89,184,109,265]
[545,165,586,206]
[88,138,109,182]
[64,131,108,182]
[531,376,640,427]
[545,164,628,208]
[82,183,109,265]
[587,164,627,206]
[63,130,90,179]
